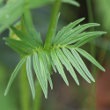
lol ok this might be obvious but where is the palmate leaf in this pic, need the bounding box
[5,18,106,98]
[4,24,43,56]
[54,23,100,44]
[53,17,85,43]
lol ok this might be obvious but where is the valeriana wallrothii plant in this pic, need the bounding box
[1,0,106,99]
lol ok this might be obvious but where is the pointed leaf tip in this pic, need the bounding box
[102,68,106,72]
[76,48,105,72]
[4,58,26,96]
[80,17,85,21]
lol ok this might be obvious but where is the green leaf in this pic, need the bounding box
[45,52,55,74]
[38,52,48,98]
[41,52,53,90]
[39,54,48,85]
[62,48,91,83]
[51,49,69,86]
[76,48,105,72]
[26,56,35,99]
[71,50,95,82]
[5,42,29,56]
[46,52,57,73]
[56,49,79,85]
[54,17,85,43]
[73,31,107,47]
[56,23,100,44]
[4,38,33,56]
[0,0,80,34]
[4,58,26,96]
[51,61,57,73]
[33,53,47,98]
[5,38,34,50]
[10,26,39,48]
[0,0,24,33]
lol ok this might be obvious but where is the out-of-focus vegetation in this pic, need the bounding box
[0,0,110,110]
[94,0,110,33]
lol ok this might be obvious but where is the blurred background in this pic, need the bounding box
[0,0,110,110]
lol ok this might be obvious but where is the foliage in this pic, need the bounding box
[4,17,106,98]
[94,0,110,33]
[0,0,79,34]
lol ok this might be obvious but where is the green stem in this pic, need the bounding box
[86,0,96,61]
[44,0,62,49]
[86,0,97,77]
[19,13,30,110]
[23,9,42,44]
[23,9,43,110]
[86,0,94,25]
[21,9,43,110]
[85,0,97,110]
[85,1,108,110]
[19,62,30,110]
[33,82,42,110]
[23,9,36,34]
